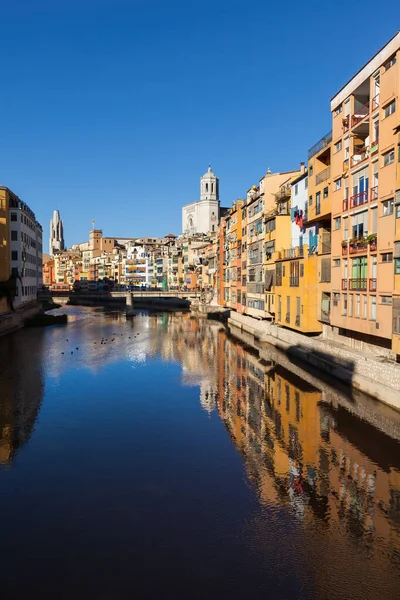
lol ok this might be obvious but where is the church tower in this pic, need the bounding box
[181,166,220,236]
[200,166,219,202]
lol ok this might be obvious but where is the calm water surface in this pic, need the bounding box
[0,307,399,599]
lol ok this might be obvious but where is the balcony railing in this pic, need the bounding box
[371,94,380,111]
[351,101,369,127]
[247,283,265,295]
[342,117,350,132]
[350,190,368,209]
[274,185,291,201]
[281,247,304,260]
[342,242,348,255]
[370,186,378,201]
[349,239,368,254]
[343,197,350,211]
[370,139,379,156]
[315,166,331,185]
[341,278,348,290]
[290,276,299,287]
[369,278,377,292]
[351,145,369,167]
[349,278,368,291]
[308,130,332,160]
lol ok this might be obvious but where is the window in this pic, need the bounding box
[334,217,341,230]
[316,191,321,215]
[342,294,348,316]
[370,296,377,321]
[11,230,18,241]
[309,165,313,176]
[320,258,331,283]
[335,104,343,115]
[384,100,396,118]
[11,212,17,221]
[333,259,340,267]
[380,295,392,305]
[335,178,342,191]
[349,294,353,317]
[382,198,394,216]
[300,263,304,277]
[363,295,367,319]
[395,258,400,274]
[385,54,396,70]
[294,184,298,196]
[396,204,400,219]
[11,250,18,261]
[333,292,340,306]
[381,252,393,263]
[309,195,313,206]
[335,140,342,152]
[304,177,308,189]
[323,186,328,199]
[356,294,360,317]
[383,149,395,166]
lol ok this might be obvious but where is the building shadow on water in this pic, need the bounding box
[0,328,45,466]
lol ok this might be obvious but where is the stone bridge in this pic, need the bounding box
[38,289,220,315]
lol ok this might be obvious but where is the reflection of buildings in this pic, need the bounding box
[0,331,44,465]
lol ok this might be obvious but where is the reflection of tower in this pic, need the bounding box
[49,209,65,255]
[0,332,44,465]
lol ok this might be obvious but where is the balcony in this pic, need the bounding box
[351,145,369,168]
[341,242,348,255]
[308,131,332,160]
[247,282,265,295]
[350,190,368,209]
[274,185,291,202]
[369,278,377,292]
[281,247,304,260]
[315,166,331,185]
[349,239,368,254]
[351,100,369,128]
[349,278,368,291]
[342,117,350,133]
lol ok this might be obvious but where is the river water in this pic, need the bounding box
[0,306,399,599]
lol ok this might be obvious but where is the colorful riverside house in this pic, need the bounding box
[394,131,400,357]
[238,200,247,313]
[263,168,301,319]
[330,32,400,356]
[274,166,324,333]
[225,200,243,311]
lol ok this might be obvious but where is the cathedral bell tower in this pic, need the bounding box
[200,166,219,202]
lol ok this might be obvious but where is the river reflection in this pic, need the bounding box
[0,307,399,599]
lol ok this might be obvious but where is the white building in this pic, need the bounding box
[182,166,220,236]
[124,244,153,287]
[8,193,43,308]
[49,209,65,255]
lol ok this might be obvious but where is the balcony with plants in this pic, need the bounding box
[341,233,377,255]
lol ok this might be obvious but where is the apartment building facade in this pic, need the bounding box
[330,32,400,352]
[0,187,43,308]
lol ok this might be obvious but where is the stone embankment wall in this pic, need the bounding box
[228,312,400,411]
[0,303,41,337]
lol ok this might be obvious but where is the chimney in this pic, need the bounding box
[300,162,305,174]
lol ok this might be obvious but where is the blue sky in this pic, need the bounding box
[1,0,399,247]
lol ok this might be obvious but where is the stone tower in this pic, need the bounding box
[182,166,220,235]
[49,210,65,255]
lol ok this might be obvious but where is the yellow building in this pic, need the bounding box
[0,188,10,283]
[307,133,333,329]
